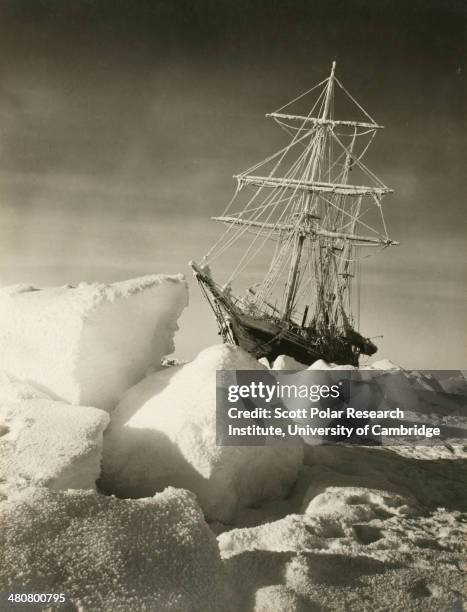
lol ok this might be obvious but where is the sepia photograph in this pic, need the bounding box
[0,1,465,610]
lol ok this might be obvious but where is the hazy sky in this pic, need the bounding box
[0,0,465,368]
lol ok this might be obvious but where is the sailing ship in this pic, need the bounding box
[190,62,399,367]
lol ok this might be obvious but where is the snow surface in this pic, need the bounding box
[258,357,271,369]
[308,358,357,371]
[0,371,51,402]
[0,280,464,612]
[254,585,309,611]
[274,356,467,444]
[0,377,109,493]
[272,355,308,370]
[208,359,467,610]
[101,344,303,522]
[361,368,467,441]
[439,372,467,395]
[370,358,403,371]
[0,275,188,411]
[218,444,467,611]
[0,486,227,611]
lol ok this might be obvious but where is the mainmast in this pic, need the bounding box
[322,60,336,121]
[283,61,336,322]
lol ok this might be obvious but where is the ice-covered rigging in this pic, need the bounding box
[190,62,399,367]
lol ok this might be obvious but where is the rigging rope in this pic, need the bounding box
[334,77,378,125]
[273,78,328,114]
[199,67,393,333]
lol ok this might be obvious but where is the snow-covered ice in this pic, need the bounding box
[254,585,308,612]
[0,269,464,611]
[0,275,188,411]
[0,371,51,402]
[258,357,271,369]
[101,344,303,522]
[218,443,467,611]
[439,372,467,395]
[308,358,356,371]
[0,486,227,611]
[272,355,308,370]
[0,382,109,493]
[278,358,467,441]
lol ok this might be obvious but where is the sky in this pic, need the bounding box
[0,0,465,368]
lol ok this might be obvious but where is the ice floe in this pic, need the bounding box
[0,486,226,611]
[0,275,188,411]
[0,382,109,493]
[101,344,303,522]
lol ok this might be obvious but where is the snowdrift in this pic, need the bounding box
[101,344,303,522]
[439,372,467,395]
[274,354,467,433]
[218,454,466,612]
[212,360,466,610]
[0,374,109,493]
[272,355,307,370]
[0,275,188,411]
[0,487,226,611]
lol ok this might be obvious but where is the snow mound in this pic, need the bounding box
[302,486,416,519]
[439,372,467,395]
[272,355,308,370]
[0,486,226,611]
[0,396,109,492]
[0,275,188,411]
[218,513,325,556]
[218,483,414,556]
[370,359,402,371]
[258,357,271,369]
[219,464,465,612]
[101,344,303,522]
[296,357,466,426]
[307,359,333,370]
[307,359,356,370]
[367,368,466,422]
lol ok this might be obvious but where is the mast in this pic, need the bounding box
[327,128,357,327]
[283,61,336,321]
[322,60,336,119]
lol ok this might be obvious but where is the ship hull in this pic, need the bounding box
[228,310,359,367]
[190,262,375,367]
